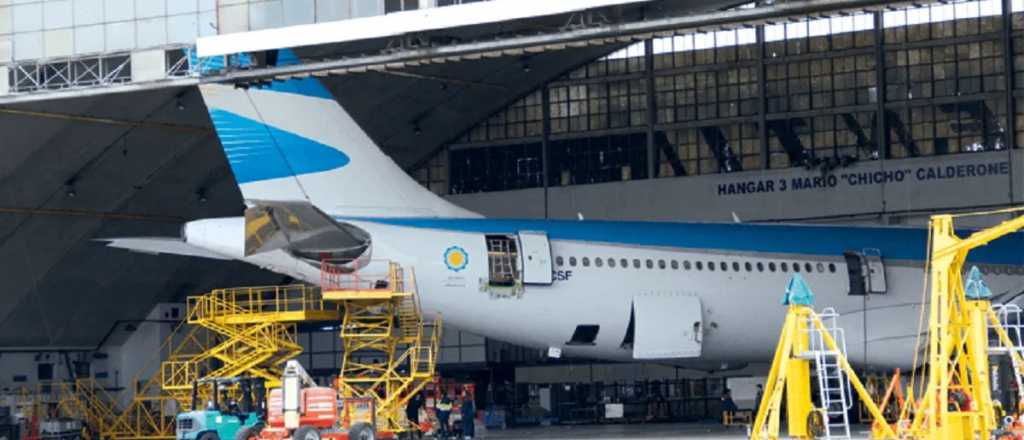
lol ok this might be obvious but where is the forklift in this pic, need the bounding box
[175,377,266,440]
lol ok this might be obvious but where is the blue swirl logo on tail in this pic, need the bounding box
[209,109,350,184]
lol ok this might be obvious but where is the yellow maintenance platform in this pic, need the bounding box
[321,259,441,434]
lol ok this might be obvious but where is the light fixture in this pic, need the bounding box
[64,177,77,198]
[176,100,185,111]
[196,188,208,203]
[522,62,531,73]
[413,125,422,136]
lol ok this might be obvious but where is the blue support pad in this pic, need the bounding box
[782,273,815,306]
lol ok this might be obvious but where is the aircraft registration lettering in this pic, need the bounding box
[553,270,573,281]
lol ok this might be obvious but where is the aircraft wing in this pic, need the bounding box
[98,237,233,260]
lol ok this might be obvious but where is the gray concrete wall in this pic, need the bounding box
[448,150,1022,226]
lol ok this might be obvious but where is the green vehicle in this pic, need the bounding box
[175,377,266,440]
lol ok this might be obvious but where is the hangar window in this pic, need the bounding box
[37,363,53,381]
[385,0,419,13]
[569,257,578,267]
[633,259,641,268]
[595,258,603,268]
[658,260,666,269]
[781,262,789,272]
[582,257,590,267]
[684,260,692,270]
[769,262,776,272]
[745,262,752,272]
[621,258,629,268]
[556,256,564,267]
[646,259,654,269]
[757,262,764,272]
[671,260,679,270]
[696,261,703,270]
[828,263,837,273]
[733,262,740,272]
[708,261,715,271]
[793,263,800,273]
[806,263,814,273]
[608,258,616,268]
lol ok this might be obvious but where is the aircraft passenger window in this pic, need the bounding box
[745,262,752,272]
[556,256,564,267]
[633,259,641,268]
[621,258,628,268]
[684,261,692,270]
[646,259,654,269]
[696,261,703,270]
[582,257,590,267]
[769,262,776,272]
[757,262,764,272]
[570,257,577,267]
[806,263,813,273]
[828,263,836,273]
[793,263,800,273]
[720,262,727,271]
[732,262,740,272]
[781,262,789,272]
[671,260,679,270]
[708,261,715,271]
[817,263,825,272]
[658,260,666,269]
[595,258,603,268]
[608,258,616,268]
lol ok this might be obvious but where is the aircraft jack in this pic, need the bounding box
[750,274,896,440]
[321,259,442,437]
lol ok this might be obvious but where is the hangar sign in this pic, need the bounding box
[716,160,1010,197]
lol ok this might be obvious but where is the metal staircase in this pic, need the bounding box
[321,260,442,435]
[807,308,853,440]
[991,304,1024,404]
[160,285,340,406]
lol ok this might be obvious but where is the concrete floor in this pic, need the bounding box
[479,423,874,439]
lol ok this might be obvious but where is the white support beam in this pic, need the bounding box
[196,0,657,57]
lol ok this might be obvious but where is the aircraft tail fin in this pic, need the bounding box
[199,55,478,219]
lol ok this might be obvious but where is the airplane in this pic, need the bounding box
[102,65,1024,372]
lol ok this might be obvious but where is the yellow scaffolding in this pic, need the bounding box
[322,260,441,434]
[161,284,341,406]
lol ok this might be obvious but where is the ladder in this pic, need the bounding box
[991,304,1024,405]
[807,308,853,440]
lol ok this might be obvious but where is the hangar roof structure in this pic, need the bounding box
[0,0,916,348]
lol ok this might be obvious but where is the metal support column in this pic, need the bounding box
[542,84,552,219]
[874,12,888,160]
[1003,0,1017,201]
[645,39,658,179]
[758,25,770,170]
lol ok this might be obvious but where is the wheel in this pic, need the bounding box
[348,423,374,440]
[292,427,320,440]
[198,432,221,440]
[234,425,262,440]
[806,410,825,439]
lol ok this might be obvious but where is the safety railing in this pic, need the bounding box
[321,259,406,292]
[188,284,329,323]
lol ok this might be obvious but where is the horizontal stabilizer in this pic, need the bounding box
[245,200,371,263]
[97,237,232,260]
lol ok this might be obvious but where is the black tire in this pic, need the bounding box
[292,427,320,440]
[348,423,374,440]
[198,432,221,440]
[234,425,261,440]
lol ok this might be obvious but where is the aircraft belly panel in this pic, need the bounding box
[633,292,702,359]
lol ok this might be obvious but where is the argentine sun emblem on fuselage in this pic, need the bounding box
[444,246,468,272]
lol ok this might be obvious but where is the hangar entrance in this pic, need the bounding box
[631,293,702,359]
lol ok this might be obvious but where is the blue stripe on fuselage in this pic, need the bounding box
[350,217,1024,265]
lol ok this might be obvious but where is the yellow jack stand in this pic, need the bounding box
[751,274,896,440]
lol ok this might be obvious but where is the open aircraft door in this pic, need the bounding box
[518,231,553,285]
[633,292,702,359]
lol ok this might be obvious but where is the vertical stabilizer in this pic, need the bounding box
[200,74,478,219]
